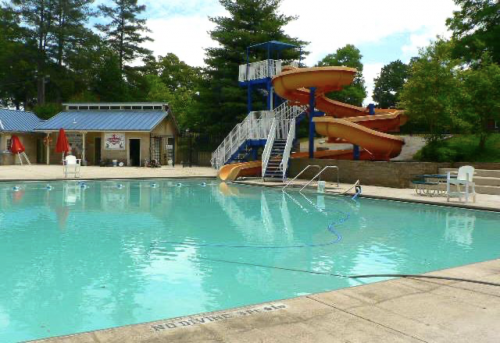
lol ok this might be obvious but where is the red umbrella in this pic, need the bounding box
[9,135,25,154]
[56,128,70,163]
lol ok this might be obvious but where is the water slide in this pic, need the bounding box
[218,66,406,181]
[272,66,405,160]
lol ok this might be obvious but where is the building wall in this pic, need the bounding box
[0,132,42,165]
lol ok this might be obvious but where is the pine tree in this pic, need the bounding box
[198,0,305,135]
[50,0,96,67]
[97,0,152,73]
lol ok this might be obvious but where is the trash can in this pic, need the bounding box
[112,159,118,167]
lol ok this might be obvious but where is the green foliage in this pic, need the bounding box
[198,0,306,135]
[415,134,500,162]
[317,44,367,106]
[447,0,500,63]
[458,54,500,148]
[144,54,202,130]
[400,40,464,142]
[33,103,63,120]
[97,0,152,72]
[373,60,409,108]
[91,53,129,101]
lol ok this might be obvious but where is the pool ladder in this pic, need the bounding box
[282,165,340,192]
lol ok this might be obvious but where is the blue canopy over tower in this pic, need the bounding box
[239,41,302,113]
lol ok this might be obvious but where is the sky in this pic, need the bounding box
[139,0,458,105]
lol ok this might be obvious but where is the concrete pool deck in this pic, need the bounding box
[0,165,217,181]
[35,259,500,343]
[238,178,500,212]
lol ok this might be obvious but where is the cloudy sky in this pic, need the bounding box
[138,0,458,104]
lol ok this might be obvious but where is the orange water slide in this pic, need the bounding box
[272,66,405,160]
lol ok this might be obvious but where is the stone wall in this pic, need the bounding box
[289,159,452,188]
[289,159,500,188]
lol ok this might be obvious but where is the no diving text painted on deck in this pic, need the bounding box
[150,303,287,332]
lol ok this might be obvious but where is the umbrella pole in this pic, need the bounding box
[18,153,23,166]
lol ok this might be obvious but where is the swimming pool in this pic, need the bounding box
[0,179,499,342]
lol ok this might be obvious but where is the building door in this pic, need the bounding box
[129,139,141,166]
[95,138,102,165]
[36,138,46,164]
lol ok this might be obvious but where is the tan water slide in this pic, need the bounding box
[272,66,405,160]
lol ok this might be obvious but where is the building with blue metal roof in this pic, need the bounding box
[0,109,43,165]
[33,103,178,166]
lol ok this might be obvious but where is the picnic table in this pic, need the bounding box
[411,174,456,197]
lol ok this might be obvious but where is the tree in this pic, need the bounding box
[458,54,500,149]
[49,0,96,67]
[400,40,463,142]
[144,54,202,129]
[0,5,38,108]
[317,44,367,106]
[373,60,409,108]
[447,0,500,64]
[91,52,129,101]
[199,0,305,135]
[10,0,99,106]
[97,0,152,73]
[12,0,57,105]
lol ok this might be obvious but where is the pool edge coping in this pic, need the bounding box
[31,258,500,342]
[235,180,500,213]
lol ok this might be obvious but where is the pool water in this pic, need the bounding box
[0,179,499,342]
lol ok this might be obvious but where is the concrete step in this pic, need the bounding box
[475,185,500,196]
[439,168,500,178]
[474,176,500,187]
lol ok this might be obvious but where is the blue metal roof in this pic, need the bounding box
[0,109,42,133]
[35,110,168,132]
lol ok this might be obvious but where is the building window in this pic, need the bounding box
[6,137,12,151]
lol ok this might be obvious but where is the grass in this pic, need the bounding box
[415,134,500,162]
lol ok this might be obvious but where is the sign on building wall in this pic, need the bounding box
[104,133,125,150]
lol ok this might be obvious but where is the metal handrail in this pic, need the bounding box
[261,119,277,179]
[282,164,321,191]
[300,166,340,192]
[279,119,295,182]
[341,180,360,195]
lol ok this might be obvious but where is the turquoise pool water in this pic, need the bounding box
[0,179,499,342]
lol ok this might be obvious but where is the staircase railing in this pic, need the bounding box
[261,118,277,178]
[211,110,273,169]
[211,102,306,170]
[280,119,295,181]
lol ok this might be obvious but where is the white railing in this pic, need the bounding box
[211,102,306,170]
[280,119,295,181]
[261,119,277,178]
[211,111,274,169]
[238,60,300,82]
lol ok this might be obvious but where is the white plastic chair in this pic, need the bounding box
[447,166,476,203]
[63,155,81,178]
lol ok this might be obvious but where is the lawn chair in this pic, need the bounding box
[446,166,476,203]
[63,155,81,178]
